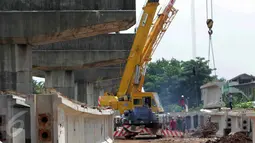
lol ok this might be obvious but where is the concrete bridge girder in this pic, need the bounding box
[32,66,125,82]
[32,34,133,70]
[0,11,135,45]
[0,0,135,11]
[0,10,134,94]
[32,34,133,99]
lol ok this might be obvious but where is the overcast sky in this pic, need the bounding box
[122,0,255,80]
[34,0,255,82]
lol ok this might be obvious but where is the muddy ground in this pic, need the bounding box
[114,138,211,143]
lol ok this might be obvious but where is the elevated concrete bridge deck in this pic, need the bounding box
[0,11,135,45]
[0,0,135,94]
[32,34,133,70]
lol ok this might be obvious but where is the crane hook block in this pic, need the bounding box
[206,19,213,29]
[208,30,213,35]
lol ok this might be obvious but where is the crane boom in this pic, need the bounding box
[99,0,177,115]
[137,0,178,91]
[117,0,159,97]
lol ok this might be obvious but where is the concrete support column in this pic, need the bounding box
[76,81,95,106]
[74,82,78,101]
[77,81,87,103]
[0,44,32,94]
[86,82,94,106]
[191,115,195,130]
[93,87,104,106]
[76,81,105,106]
[198,115,201,127]
[45,70,75,99]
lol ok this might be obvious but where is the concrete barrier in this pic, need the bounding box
[26,92,114,143]
[201,108,253,138]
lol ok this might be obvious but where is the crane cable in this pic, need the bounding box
[206,0,217,76]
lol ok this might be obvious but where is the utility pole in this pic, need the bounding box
[191,0,196,60]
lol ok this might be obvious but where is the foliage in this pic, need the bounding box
[222,92,252,108]
[234,101,254,109]
[144,57,222,112]
[189,104,204,112]
[32,79,45,94]
[168,104,182,112]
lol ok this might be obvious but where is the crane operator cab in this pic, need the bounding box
[132,92,164,114]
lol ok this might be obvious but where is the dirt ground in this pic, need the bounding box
[114,138,211,143]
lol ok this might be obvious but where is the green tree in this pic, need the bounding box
[32,79,45,94]
[144,57,218,111]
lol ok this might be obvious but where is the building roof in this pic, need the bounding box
[200,81,225,89]
[230,81,255,87]
[229,73,255,81]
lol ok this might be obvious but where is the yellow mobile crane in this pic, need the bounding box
[99,0,177,114]
[99,0,178,138]
[99,0,160,114]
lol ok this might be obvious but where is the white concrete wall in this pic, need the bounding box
[29,93,114,143]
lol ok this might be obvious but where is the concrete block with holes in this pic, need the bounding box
[26,93,114,143]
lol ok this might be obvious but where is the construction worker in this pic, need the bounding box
[182,117,186,133]
[179,95,185,111]
[228,93,233,110]
[170,117,176,130]
[176,115,182,131]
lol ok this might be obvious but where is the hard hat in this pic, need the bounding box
[181,95,184,98]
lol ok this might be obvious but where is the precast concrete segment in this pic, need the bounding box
[0,44,32,94]
[200,81,225,109]
[0,0,135,10]
[27,93,114,143]
[228,111,251,134]
[45,70,75,99]
[0,10,135,45]
[32,34,133,70]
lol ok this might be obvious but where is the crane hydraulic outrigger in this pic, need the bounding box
[98,0,178,138]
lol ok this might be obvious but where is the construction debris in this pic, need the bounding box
[205,131,252,143]
[191,122,218,138]
[153,138,210,143]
